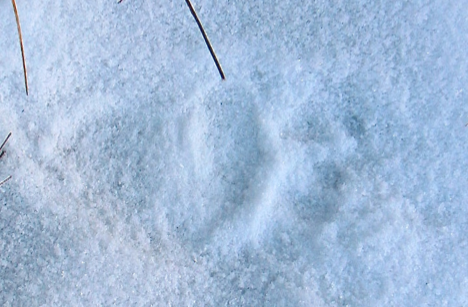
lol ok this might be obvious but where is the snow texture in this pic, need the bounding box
[1,0,467,306]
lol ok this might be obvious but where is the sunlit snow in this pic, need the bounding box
[1,0,467,305]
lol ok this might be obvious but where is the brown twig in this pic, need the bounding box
[0,132,12,153]
[11,0,29,95]
[0,133,12,187]
[118,0,225,80]
[0,175,12,187]
[185,0,225,80]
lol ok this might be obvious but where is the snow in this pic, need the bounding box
[1,0,468,305]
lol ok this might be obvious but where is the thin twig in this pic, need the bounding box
[0,133,12,187]
[0,132,12,153]
[0,175,12,187]
[185,0,225,80]
[11,0,29,95]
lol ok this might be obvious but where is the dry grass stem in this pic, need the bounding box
[0,132,12,154]
[0,175,12,187]
[117,0,225,80]
[185,0,225,80]
[0,133,12,187]
[11,0,28,95]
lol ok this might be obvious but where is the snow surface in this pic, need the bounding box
[1,0,468,305]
